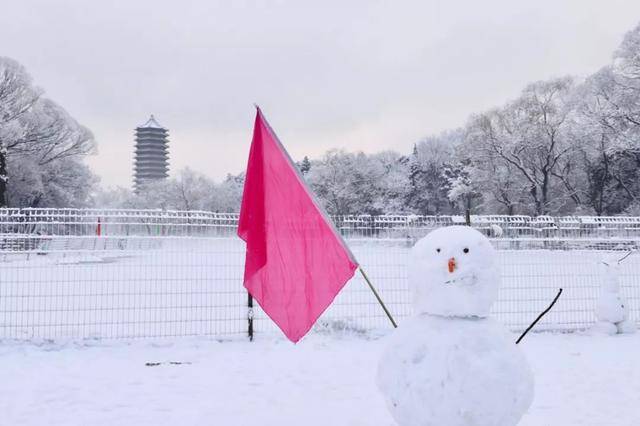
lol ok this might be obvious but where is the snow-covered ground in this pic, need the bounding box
[3,237,640,340]
[1,331,638,426]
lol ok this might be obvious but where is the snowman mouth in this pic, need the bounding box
[444,275,477,287]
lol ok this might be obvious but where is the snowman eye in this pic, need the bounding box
[436,248,441,253]
[463,248,469,254]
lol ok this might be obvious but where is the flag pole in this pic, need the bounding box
[359,267,397,328]
[247,292,254,341]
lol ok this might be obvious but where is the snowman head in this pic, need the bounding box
[410,226,500,318]
[599,256,622,293]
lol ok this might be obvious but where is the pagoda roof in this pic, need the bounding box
[137,114,166,130]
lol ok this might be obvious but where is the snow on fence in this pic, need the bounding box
[1,208,639,340]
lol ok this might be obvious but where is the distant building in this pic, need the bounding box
[133,115,169,192]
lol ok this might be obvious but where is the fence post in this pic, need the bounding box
[247,292,254,341]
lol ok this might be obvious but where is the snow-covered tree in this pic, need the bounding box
[306,150,361,215]
[91,185,136,209]
[304,149,411,215]
[215,173,244,212]
[298,156,311,175]
[0,57,41,206]
[404,133,456,215]
[443,159,480,215]
[0,56,96,207]
[92,168,245,213]
[570,23,640,214]
[7,155,97,207]
[610,22,640,139]
[369,151,411,214]
[464,78,581,215]
[574,70,633,214]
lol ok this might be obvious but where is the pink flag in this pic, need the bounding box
[238,107,358,343]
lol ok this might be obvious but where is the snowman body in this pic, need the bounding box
[377,226,534,426]
[593,259,636,335]
[378,315,533,426]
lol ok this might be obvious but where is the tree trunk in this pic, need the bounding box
[530,185,541,215]
[541,173,550,215]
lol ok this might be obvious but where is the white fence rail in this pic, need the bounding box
[1,208,639,340]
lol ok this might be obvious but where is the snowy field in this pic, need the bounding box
[1,331,639,426]
[2,237,640,340]
[2,235,640,425]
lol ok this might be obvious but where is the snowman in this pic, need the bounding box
[591,254,636,335]
[377,226,534,426]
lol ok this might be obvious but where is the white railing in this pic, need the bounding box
[1,208,639,340]
[4,208,640,237]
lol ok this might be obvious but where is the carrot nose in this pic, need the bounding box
[448,257,456,273]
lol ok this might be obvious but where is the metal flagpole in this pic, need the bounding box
[247,292,254,341]
[359,267,398,328]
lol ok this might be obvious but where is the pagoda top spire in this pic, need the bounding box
[138,114,165,129]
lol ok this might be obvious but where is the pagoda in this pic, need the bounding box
[133,115,169,192]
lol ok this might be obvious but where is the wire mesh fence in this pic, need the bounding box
[1,208,639,340]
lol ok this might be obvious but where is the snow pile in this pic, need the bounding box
[378,226,533,426]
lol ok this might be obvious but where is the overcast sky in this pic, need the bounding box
[2,0,640,188]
